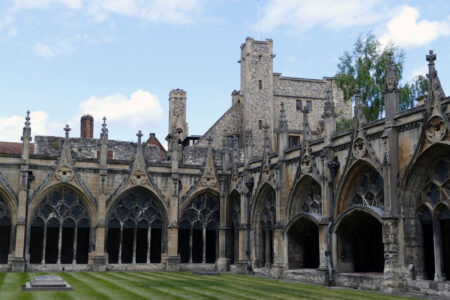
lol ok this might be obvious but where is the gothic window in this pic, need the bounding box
[106,188,166,264]
[291,178,322,218]
[296,100,302,111]
[422,159,450,207]
[227,136,233,148]
[29,188,91,264]
[289,135,300,147]
[349,169,384,208]
[0,195,11,264]
[418,158,450,281]
[178,193,219,264]
[256,187,276,268]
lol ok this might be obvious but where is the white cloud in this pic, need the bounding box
[260,0,384,32]
[79,90,163,127]
[379,6,450,48]
[0,111,52,142]
[33,34,88,59]
[11,0,204,24]
[407,65,428,82]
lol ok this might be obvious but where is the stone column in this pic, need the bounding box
[73,226,78,264]
[12,111,32,272]
[432,218,446,281]
[217,179,230,271]
[147,227,151,263]
[236,193,248,273]
[57,224,62,264]
[202,226,206,263]
[166,175,180,271]
[92,118,109,271]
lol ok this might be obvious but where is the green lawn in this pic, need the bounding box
[0,272,418,300]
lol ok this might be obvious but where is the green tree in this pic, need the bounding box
[335,33,428,123]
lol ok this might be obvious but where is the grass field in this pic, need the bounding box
[0,272,418,300]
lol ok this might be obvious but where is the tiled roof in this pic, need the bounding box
[0,142,34,155]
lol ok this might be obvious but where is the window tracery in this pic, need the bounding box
[350,169,384,208]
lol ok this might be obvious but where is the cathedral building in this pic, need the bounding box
[0,38,449,297]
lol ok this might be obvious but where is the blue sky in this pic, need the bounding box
[0,0,449,145]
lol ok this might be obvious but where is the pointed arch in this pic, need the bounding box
[105,186,168,264]
[336,159,384,216]
[0,188,14,264]
[28,182,97,225]
[0,185,17,224]
[287,174,322,221]
[333,207,384,273]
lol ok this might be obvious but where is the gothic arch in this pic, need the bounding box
[28,185,93,264]
[251,183,276,268]
[0,186,17,225]
[105,186,168,264]
[106,185,168,220]
[28,183,96,225]
[336,159,384,216]
[0,190,13,264]
[178,191,220,264]
[333,207,384,273]
[287,174,322,220]
[181,188,220,213]
[285,213,319,269]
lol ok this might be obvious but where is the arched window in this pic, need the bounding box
[417,158,450,281]
[349,168,383,208]
[106,188,167,264]
[178,193,219,264]
[29,188,91,264]
[0,195,11,264]
[254,186,276,268]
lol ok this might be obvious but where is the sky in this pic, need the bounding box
[0,0,449,146]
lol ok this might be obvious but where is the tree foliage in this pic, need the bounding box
[335,33,428,122]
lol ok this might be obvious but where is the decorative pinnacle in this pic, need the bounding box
[326,89,332,101]
[25,110,31,128]
[385,51,398,92]
[64,124,71,140]
[137,130,143,145]
[426,50,436,66]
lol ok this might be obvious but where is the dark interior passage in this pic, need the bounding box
[76,223,90,264]
[422,220,435,280]
[61,222,74,264]
[206,225,216,263]
[106,220,120,264]
[440,218,450,279]
[29,219,44,264]
[178,223,190,263]
[288,218,319,269]
[192,224,203,263]
[150,227,162,263]
[121,222,134,263]
[45,219,59,264]
[337,211,384,273]
[0,223,10,264]
[136,227,148,263]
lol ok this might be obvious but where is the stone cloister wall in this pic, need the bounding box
[0,49,449,297]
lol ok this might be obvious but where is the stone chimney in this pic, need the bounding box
[80,114,94,139]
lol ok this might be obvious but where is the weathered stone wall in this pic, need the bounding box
[34,136,161,162]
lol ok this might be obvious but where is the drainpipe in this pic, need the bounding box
[326,157,339,284]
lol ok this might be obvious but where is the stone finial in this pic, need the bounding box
[278,102,288,134]
[101,117,108,139]
[64,124,71,141]
[21,110,32,142]
[426,50,436,66]
[385,52,398,93]
[137,130,143,145]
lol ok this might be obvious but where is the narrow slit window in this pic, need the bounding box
[258,120,263,130]
[258,80,263,90]
[296,100,302,111]
[306,100,312,112]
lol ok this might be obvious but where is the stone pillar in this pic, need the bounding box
[12,111,32,272]
[92,118,109,271]
[217,179,230,271]
[382,53,403,290]
[432,218,446,281]
[236,193,248,273]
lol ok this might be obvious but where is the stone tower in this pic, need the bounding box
[240,37,275,155]
[168,89,188,142]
